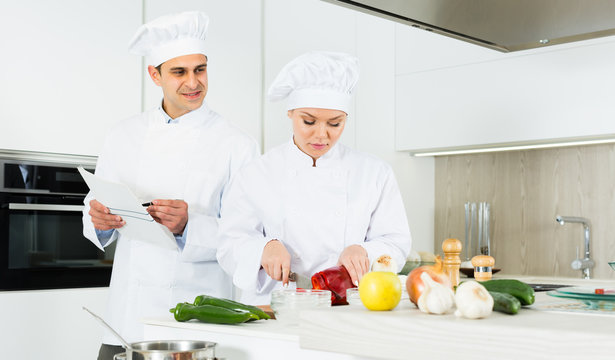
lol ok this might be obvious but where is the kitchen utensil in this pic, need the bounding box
[470,202,477,257]
[547,290,615,311]
[471,255,495,281]
[442,238,462,287]
[84,307,217,360]
[484,203,491,255]
[459,268,501,278]
[464,202,470,261]
[478,202,483,256]
[288,271,312,289]
[270,289,331,325]
[83,306,132,350]
[112,340,217,360]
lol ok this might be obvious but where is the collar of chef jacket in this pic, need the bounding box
[287,136,343,168]
[154,100,213,128]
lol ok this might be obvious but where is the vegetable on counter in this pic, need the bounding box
[170,294,271,324]
[480,279,535,305]
[371,255,398,273]
[489,291,521,315]
[454,281,493,319]
[406,256,452,306]
[171,303,258,324]
[193,294,271,320]
[417,272,455,315]
[311,265,356,305]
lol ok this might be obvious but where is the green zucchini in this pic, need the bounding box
[489,291,521,315]
[193,294,271,320]
[172,303,258,324]
[480,279,535,305]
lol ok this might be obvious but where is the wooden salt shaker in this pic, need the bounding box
[471,255,495,281]
[442,238,462,287]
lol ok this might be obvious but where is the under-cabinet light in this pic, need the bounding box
[411,137,615,157]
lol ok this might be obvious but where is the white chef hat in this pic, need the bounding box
[268,51,359,114]
[128,11,209,67]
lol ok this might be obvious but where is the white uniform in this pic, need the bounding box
[217,139,411,305]
[82,102,259,344]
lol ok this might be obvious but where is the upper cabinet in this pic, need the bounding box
[0,0,142,156]
[394,25,615,152]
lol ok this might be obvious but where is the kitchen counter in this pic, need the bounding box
[143,276,615,360]
[143,314,364,360]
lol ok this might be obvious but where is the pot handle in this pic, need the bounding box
[113,352,127,360]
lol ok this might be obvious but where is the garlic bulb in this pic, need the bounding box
[372,255,398,273]
[417,272,455,314]
[407,249,421,263]
[454,281,494,319]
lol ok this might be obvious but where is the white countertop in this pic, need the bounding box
[143,275,615,360]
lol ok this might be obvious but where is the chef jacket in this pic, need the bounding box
[82,102,259,344]
[216,139,411,305]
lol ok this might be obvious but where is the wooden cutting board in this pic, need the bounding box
[256,305,276,319]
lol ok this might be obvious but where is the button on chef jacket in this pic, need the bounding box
[82,101,259,344]
[217,139,411,305]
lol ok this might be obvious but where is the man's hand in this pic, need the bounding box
[337,244,369,286]
[89,199,125,230]
[261,239,292,286]
[146,199,188,235]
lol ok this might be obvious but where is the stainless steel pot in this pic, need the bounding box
[113,340,217,360]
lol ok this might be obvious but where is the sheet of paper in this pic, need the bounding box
[78,166,177,250]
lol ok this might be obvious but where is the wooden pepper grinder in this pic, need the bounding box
[471,255,495,281]
[442,238,462,287]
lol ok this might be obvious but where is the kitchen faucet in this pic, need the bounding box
[555,216,595,279]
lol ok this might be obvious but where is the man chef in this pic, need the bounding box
[81,11,259,360]
[216,51,411,305]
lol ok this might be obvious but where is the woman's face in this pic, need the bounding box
[289,108,347,160]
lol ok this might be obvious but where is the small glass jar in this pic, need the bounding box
[270,289,331,325]
[346,287,362,307]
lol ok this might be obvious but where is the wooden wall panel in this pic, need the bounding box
[434,144,615,279]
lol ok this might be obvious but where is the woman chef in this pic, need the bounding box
[217,51,411,304]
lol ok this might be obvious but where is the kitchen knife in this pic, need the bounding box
[289,271,312,289]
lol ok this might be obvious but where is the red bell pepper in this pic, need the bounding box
[311,265,356,305]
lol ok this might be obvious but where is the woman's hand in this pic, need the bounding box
[337,245,369,286]
[89,199,125,230]
[261,239,292,286]
[146,199,188,235]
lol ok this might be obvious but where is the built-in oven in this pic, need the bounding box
[0,151,115,290]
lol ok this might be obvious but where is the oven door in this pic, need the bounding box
[0,192,114,290]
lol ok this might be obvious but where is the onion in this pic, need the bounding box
[406,256,451,305]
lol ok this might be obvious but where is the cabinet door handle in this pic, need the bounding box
[8,203,84,212]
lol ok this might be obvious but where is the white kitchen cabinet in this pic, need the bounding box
[394,26,615,152]
[142,0,263,145]
[0,0,142,156]
[395,23,506,75]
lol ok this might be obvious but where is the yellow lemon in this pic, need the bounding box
[358,271,402,311]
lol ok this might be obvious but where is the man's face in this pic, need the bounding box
[148,54,208,119]
[289,107,347,160]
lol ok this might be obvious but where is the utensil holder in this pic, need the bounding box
[464,202,491,258]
